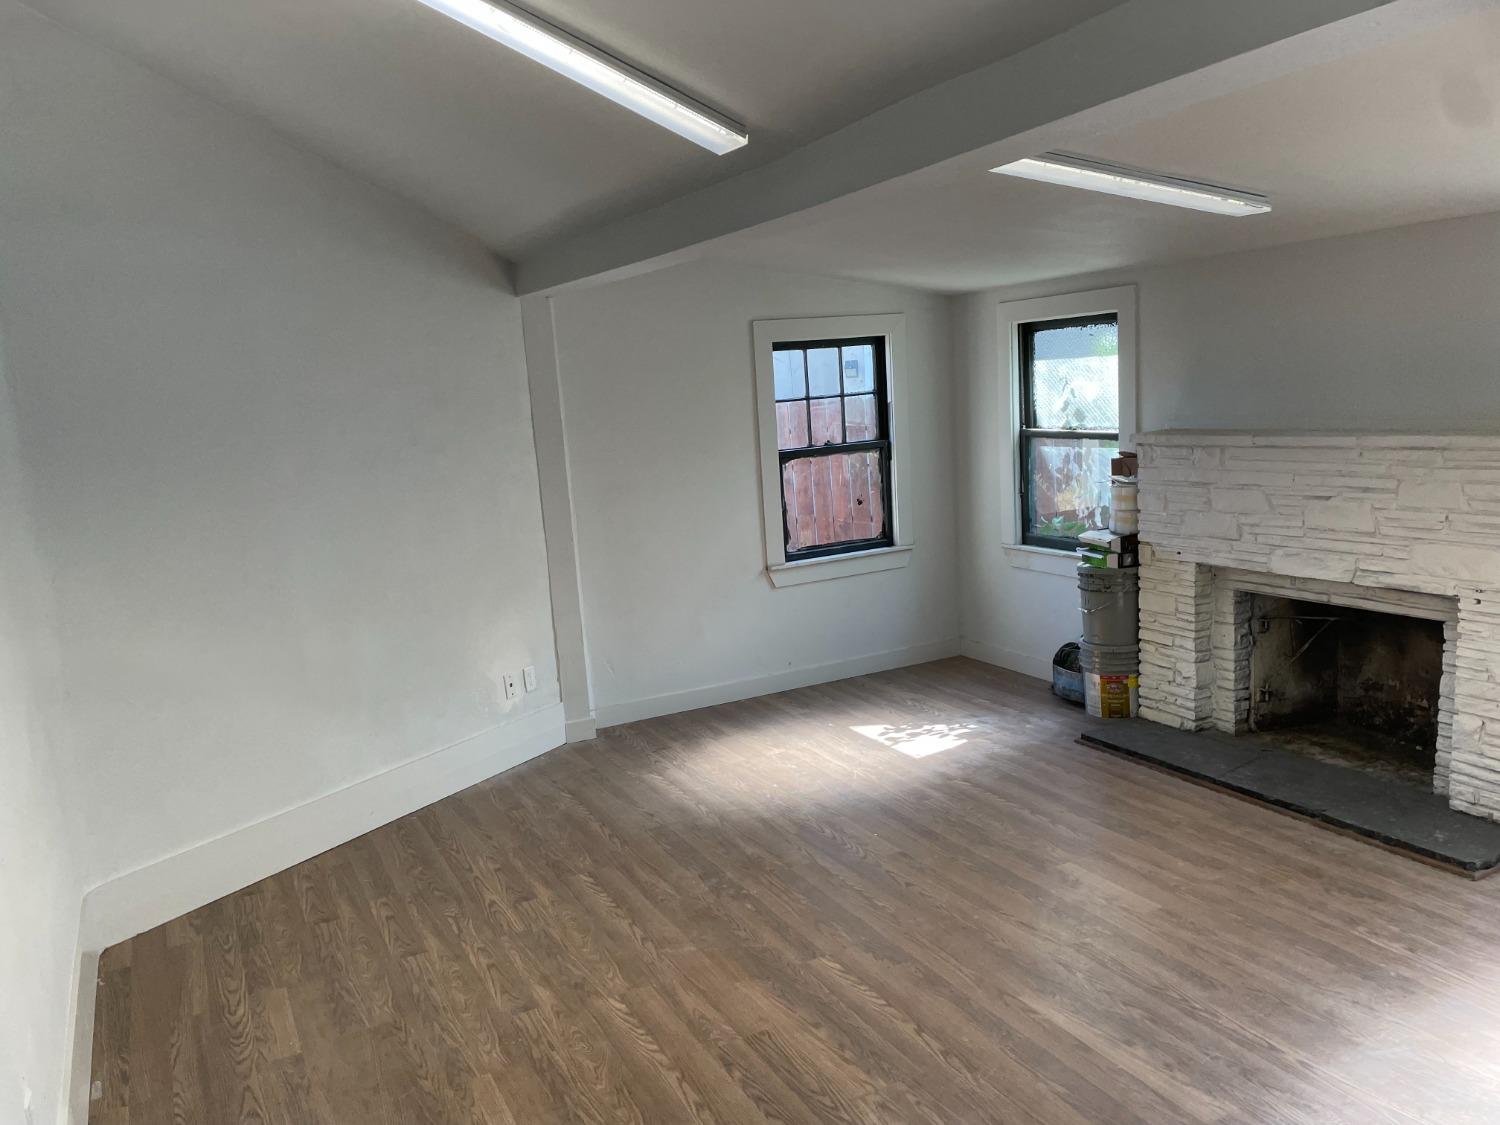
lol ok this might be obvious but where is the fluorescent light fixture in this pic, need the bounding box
[416,0,748,155]
[990,152,1270,216]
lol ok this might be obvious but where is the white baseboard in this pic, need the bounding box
[593,638,962,729]
[78,701,565,954]
[565,715,598,743]
[960,637,1053,681]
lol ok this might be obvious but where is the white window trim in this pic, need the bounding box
[752,313,913,588]
[998,285,1137,575]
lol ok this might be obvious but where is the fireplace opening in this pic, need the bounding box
[1247,595,1443,786]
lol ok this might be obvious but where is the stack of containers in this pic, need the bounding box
[1078,452,1141,718]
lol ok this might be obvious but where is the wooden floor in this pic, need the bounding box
[90,658,1500,1124]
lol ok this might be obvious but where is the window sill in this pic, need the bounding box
[1002,543,1080,578]
[767,545,912,588]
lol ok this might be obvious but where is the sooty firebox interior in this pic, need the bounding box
[1248,594,1443,785]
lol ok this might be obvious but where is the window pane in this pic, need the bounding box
[773,349,806,401]
[1025,435,1117,541]
[776,401,809,449]
[807,347,841,397]
[845,394,879,441]
[842,343,876,394]
[1028,320,1118,430]
[809,397,842,445]
[782,450,885,553]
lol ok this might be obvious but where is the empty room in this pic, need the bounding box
[7,0,1500,1122]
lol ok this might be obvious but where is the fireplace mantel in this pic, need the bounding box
[1133,429,1500,821]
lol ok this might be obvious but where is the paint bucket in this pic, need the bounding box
[1110,508,1140,535]
[1078,565,1139,648]
[1079,639,1140,676]
[1085,672,1139,718]
[1077,564,1140,591]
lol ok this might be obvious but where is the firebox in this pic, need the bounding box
[1247,594,1444,784]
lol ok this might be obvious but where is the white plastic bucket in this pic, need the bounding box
[1111,480,1139,511]
[1111,508,1140,534]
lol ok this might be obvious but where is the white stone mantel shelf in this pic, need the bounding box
[1132,429,1500,823]
[1138,429,1500,443]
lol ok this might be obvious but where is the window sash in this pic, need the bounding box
[778,442,893,560]
[1018,432,1117,551]
[1018,314,1119,551]
[772,336,886,448]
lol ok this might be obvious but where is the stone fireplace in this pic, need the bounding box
[1135,431,1500,822]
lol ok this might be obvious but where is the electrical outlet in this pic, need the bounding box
[502,672,519,701]
[522,665,537,693]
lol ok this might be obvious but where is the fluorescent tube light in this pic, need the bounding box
[415,0,748,155]
[990,152,1270,216]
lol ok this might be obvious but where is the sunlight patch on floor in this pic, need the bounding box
[852,721,980,758]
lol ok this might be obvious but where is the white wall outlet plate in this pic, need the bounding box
[502,672,519,701]
[523,665,537,692]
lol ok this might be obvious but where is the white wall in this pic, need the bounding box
[0,8,562,1114]
[956,209,1500,680]
[549,261,960,725]
[0,330,80,1125]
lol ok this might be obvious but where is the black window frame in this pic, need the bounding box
[773,335,895,562]
[1018,313,1120,552]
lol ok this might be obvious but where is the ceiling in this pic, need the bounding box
[24,0,1125,256]
[706,5,1500,292]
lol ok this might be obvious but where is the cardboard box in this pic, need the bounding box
[1111,451,1138,479]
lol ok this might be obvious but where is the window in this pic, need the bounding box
[771,336,892,560]
[1018,313,1120,550]
[753,314,912,586]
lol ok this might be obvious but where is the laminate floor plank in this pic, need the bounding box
[90,658,1500,1123]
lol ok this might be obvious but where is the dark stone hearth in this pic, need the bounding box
[1079,719,1500,874]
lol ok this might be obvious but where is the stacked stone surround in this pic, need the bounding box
[1135,430,1500,821]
